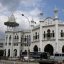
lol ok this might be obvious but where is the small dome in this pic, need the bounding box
[8,14,16,22]
[4,14,19,27]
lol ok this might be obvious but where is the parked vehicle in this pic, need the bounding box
[50,53,64,62]
[40,52,50,59]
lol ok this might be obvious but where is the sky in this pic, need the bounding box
[0,0,64,39]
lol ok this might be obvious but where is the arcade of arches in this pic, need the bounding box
[33,44,54,55]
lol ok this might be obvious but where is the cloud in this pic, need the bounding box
[0,15,8,31]
[0,7,43,32]
[14,8,41,30]
[0,0,46,12]
[0,0,21,12]
[0,0,46,39]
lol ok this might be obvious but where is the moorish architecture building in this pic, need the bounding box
[3,8,64,58]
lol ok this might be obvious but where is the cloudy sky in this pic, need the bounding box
[0,0,64,38]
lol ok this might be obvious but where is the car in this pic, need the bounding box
[50,53,64,62]
[40,52,50,59]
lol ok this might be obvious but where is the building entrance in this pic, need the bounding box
[0,50,4,56]
[44,44,54,55]
[33,45,38,52]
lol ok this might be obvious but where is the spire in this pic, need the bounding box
[39,12,43,22]
[54,6,58,19]
[31,18,36,27]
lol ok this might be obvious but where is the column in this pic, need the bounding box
[40,21,43,52]
[55,19,59,53]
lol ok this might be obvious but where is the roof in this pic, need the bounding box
[4,14,19,27]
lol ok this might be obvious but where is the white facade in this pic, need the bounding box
[4,9,64,57]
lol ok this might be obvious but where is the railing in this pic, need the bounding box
[0,60,39,64]
[0,60,22,64]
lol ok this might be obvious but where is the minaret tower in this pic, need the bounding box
[4,14,19,31]
[54,6,58,19]
[4,14,19,57]
[54,7,59,53]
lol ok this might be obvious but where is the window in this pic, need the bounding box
[8,49,10,57]
[9,35,11,40]
[14,49,17,56]
[28,35,31,43]
[17,35,19,39]
[61,30,63,37]
[52,30,55,37]
[35,32,37,39]
[5,43,7,45]
[14,35,19,39]
[37,33,39,39]
[47,29,51,38]
[6,36,8,42]
[15,36,16,39]
[9,43,11,45]
[43,31,45,38]
[21,44,22,46]
[25,36,27,42]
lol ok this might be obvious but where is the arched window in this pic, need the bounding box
[8,49,10,57]
[17,35,19,39]
[25,36,27,42]
[15,36,16,39]
[61,30,63,37]
[37,33,39,39]
[47,29,51,38]
[44,31,45,38]
[52,30,55,37]
[14,49,17,56]
[35,32,37,39]
[9,35,11,40]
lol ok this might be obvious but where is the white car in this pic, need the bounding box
[24,56,28,61]
[23,56,35,61]
[50,53,64,62]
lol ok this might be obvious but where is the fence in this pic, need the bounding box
[0,60,39,64]
[0,60,22,64]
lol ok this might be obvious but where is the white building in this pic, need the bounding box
[4,8,64,58]
[0,39,5,56]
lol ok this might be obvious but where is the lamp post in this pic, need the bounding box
[21,14,30,64]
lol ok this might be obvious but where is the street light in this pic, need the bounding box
[21,14,30,64]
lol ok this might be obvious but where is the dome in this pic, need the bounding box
[4,14,19,27]
[8,14,16,22]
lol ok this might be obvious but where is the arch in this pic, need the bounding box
[44,17,53,21]
[14,49,17,56]
[47,29,51,38]
[33,45,38,52]
[44,44,54,55]
[62,46,64,53]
